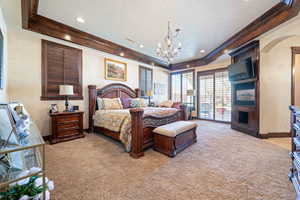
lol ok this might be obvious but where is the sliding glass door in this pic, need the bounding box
[198,74,214,120]
[197,69,231,122]
[171,70,195,109]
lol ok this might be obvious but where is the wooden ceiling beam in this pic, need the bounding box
[170,0,300,70]
[21,0,169,69]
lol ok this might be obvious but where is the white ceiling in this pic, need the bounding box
[38,0,279,63]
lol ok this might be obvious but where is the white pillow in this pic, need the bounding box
[102,98,123,110]
[96,98,104,110]
[159,100,174,108]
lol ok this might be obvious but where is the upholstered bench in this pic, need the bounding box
[153,121,197,157]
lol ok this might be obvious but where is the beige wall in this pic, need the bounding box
[0,6,7,103]
[259,16,300,134]
[4,1,169,136]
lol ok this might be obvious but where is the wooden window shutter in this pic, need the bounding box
[41,40,83,100]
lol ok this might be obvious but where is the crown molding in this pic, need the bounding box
[170,0,300,70]
[21,0,300,71]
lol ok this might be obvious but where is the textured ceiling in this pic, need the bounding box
[38,0,279,63]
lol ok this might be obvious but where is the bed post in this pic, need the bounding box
[130,108,144,159]
[135,88,141,97]
[180,104,188,121]
[88,85,97,133]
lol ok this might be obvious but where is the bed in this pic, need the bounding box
[88,83,187,159]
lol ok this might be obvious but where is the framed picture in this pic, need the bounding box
[105,58,127,81]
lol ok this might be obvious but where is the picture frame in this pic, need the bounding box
[0,104,19,147]
[104,58,127,81]
[49,104,59,114]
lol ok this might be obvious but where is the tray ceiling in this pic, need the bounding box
[38,0,280,64]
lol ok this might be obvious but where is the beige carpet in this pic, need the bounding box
[46,121,295,200]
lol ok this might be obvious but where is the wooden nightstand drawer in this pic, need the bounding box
[57,123,80,131]
[57,129,80,138]
[56,115,80,124]
[50,111,84,144]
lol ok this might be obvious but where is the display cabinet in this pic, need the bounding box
[0,103,46,199]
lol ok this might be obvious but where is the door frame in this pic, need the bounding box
[196,68,231,124]
[291,47,300,106]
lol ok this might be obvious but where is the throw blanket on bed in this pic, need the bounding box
[93,107,178,152]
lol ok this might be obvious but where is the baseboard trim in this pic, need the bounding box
[260,132,291,139]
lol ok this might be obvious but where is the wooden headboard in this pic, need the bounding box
[88,83,140,131]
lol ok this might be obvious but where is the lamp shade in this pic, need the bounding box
[59,85,74,96]
[146,90,153,97]
[186,89,196,96]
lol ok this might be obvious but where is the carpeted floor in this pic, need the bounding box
[46,121,295,200]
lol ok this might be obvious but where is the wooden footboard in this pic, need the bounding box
[129,105,187,159]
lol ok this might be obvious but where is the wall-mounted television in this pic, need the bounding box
[228,57,255,81]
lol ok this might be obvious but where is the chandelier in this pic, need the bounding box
[156,21,182,63]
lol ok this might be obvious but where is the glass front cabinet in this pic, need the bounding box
[0,103,46,199]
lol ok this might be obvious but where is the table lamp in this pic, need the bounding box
[59,85,74,112]
[146,90,153,106]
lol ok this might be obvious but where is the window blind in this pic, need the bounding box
[171,73,181,102]
[41,40,83,100]
[198,74,214,120]
[215,71,231,122]
[198,70,232,122]
[171,71,195,109]
[139,66,153,97]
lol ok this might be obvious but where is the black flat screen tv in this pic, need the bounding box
[228,57,255,81]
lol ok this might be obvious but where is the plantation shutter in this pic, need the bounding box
[139,66,153,98]
[41,40,83,100]
[198,74,214,120]
[215,71,232,122]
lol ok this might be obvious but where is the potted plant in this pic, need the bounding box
[0,167,54,200]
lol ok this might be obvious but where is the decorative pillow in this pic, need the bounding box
[130,99,141,108]
[139,98,148,107]
[96,98,104,110]
[102,98,123,110]
[120,98,131,109]
[159,100,174,108]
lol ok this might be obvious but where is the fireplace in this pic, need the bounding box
[238,111,249,124]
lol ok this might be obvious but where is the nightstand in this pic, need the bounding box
[49,111,85,144]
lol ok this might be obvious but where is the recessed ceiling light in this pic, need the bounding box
[186,65,190,68]
[224,49,229,54]
[64,35,71,40]
[139,44,144,48]
[200,50,205,53]
[76,17,85,23]
[120,52,124,57]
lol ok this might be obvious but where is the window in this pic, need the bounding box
[41,40,83,100]
[171,70,195,109]
[139,66,153,97]
[198,69,231,122]
[0,30,3,89]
